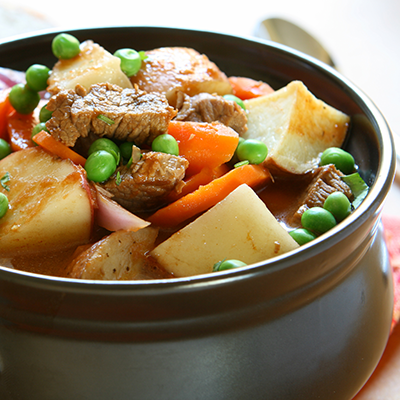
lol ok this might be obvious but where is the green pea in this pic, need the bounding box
[8,83,40,114]
[323,191,352,222]
[237,137,245,148]
[84,150,117,183]
[0,192,8,218]
[52,33,80,60]
[223,94,246,110]
[152,133,179,156]
[114,48,142,77]
[119,141,135,161]
[213,259,247,272]
[320,147,355,175]
[0,139,11,160]
[236,139,268,165]
[289,228,317,245]
[301,207,337,234]
[230,136,245,165]
[39,104,53,123]
[88,138,121,165]
[25,64,50,92]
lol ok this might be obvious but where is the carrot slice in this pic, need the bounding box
[148,164,271,228]
[168,121,239,177]
[228,76,274,100]
[166,163,230,203]
[0,88,12,141]
[32,130,87,167]
[7,109,37,151]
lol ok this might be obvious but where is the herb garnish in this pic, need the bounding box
[138,51,148,61]
[1,172,10,192]
[341,173,369,209]
[212,259,226,272]
[234,160,250,168]
[116,171,122,186]
[97,114,115,125]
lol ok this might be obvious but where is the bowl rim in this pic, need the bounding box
[0,25,395,290]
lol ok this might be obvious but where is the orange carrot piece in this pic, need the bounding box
[0,89,12,141]
[228,76,274,100]
[166,163,230,203]
[168,121,239,177]
[148,164,271,228]
[32,130,86,167]
[7,109,37,151]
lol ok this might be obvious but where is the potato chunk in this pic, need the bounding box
[243,81,350,175]
[0,147,93,256]
[47,40,133,94]
[151,184,299,277]
[130,47,233,107]
[67,227,168,280]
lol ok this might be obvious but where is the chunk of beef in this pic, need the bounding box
[100,151,189,213]
[291,164,353,225]
[45,83,177,147]
[174,92,248,135]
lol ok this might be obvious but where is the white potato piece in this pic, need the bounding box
[243,80,350,174]
[0,147,93,256]
[151,184,299,277]
[130,47,233,107]
[67,227,165,280]
[47,40,133,94]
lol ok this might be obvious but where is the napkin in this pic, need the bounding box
[382,215,400,331]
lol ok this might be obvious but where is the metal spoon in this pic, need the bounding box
[254,17,336,68]
[255,17,400,183]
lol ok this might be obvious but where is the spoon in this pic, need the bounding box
[255,17,400,183]
[254,17,336,68]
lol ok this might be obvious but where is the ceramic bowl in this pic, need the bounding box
[0,26,395,400]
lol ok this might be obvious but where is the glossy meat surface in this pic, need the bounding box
[46,82,177,147]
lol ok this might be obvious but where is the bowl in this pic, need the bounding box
[0,26,395,400]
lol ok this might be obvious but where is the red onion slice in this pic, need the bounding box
[0,67,25,90]
[96,189,151,232]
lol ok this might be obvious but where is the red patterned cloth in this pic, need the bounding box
[382,215,400,331]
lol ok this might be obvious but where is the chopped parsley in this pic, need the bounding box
[126,157,133,169]
[234,160,250,168]
[116,171,122,186]
[212,259,226,272]
[139,51,148,61]
[341,172,369,209]
[1,172,10,192]
[97,114,115,125]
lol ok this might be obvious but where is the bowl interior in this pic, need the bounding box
[0,26,395,284]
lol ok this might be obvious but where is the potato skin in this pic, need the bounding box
[130,47,233,107]
[67,227,169,280]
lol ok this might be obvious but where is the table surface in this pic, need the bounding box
[0,0,399,398]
